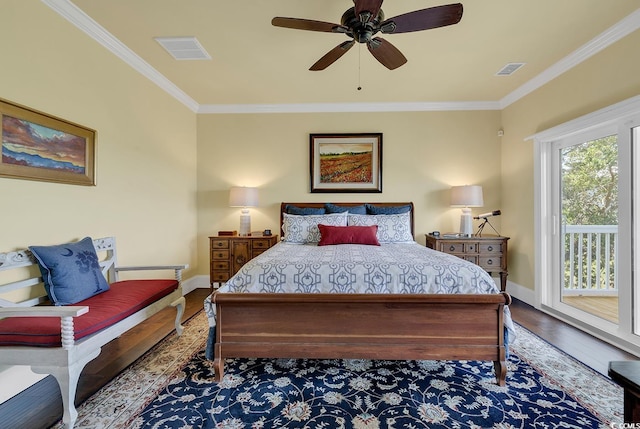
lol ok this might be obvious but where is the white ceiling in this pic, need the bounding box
[46,0,640,113]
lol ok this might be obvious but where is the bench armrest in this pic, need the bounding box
[115,264,189,282]
[0,306,89,318]
[0,306,89,349]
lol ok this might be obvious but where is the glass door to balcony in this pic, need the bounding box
[537,98,640,353]
[558,134,619,325]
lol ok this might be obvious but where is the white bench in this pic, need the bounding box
[0,237,187,429]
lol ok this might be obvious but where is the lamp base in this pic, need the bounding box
[239,209,251,236]
[459,208,473,237]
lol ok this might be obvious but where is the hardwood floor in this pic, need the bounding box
[509,298,636,374]
[0,288,636,429]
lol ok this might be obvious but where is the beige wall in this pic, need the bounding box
[0,1,198,269]
[0,1,198,400]
[500,29,640,291]
[196,110,503,275]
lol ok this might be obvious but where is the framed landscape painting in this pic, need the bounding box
[0,98,96,186]
[310,133,382,193]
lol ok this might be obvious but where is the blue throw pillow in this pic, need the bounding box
[325,203,367,214]
[366,204,412,215]
[29,237,110,305]
[285,204,326,215]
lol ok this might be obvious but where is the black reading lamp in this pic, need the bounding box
[474,210,501,236]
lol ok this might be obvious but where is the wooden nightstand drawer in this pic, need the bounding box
[442,242,464,253]
[212,271,229,282]
[212,250,229,260]
[479,242,503,253]
[463,255,478,264]
[479,256,503,269]
[252,239,272,250]
[211,261,229,271]
[211,240,229,249]
[465,243,478,253]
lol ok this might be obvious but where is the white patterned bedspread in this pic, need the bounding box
[205,241,515,342]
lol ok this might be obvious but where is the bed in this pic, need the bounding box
[205,202,513,386]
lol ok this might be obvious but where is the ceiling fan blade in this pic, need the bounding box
[271,17,345,33]
[310,40,355,71]
[367,37,407,70]
[354,0,383,22]
[381,3,463,34]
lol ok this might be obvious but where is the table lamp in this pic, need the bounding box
[229,186,258,236]
[450,185,483,237]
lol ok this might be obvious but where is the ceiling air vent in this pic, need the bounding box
[495,62,525,76]
[154,37,211,60]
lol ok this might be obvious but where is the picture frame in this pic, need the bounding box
[310,133,382,193]
[0,98,96,186]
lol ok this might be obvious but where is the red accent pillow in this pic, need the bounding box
[318,224,380,246]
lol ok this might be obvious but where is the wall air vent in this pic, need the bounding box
[154,37,211,60]
[495,62,525,76]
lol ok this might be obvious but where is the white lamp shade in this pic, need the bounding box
[450,185,483,207]
[229,186,258,207]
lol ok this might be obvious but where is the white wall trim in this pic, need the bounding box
[505,280,535,307]
[43,1,640,115]
[197,101,501,114]
[181,275,210,295]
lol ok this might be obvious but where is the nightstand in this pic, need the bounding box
[209,234,279,289]
[425,234,509,291]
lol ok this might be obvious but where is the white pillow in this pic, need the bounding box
[282,212,348,243]
[347,213,414,243]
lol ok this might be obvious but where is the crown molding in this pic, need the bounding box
[500,8,640,109]
[44,1,639,115]
[42,0,200,113]
[197,101,501,114]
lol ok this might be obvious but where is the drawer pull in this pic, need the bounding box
[487,259,493,265]
[487,245,493,251]
[449,245,455,251]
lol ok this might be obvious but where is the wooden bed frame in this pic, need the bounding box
[212,202,511,386]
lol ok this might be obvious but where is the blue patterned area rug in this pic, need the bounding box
[55,311,622,428]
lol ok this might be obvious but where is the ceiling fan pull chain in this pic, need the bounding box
[357,43,362,91]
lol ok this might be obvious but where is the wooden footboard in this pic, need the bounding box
[212,292,511,386]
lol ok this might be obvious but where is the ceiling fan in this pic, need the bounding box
[271,0,463,71]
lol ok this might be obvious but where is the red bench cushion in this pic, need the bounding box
[0,279,178,347]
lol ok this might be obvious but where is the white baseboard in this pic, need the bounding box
[181,275,210,295]
[505,280,535,306]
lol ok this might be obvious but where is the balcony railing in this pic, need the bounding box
[562,225,618,295]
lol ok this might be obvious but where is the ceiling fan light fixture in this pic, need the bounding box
[380,21,397,34]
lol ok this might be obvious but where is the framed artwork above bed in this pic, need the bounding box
[310,133,382,193]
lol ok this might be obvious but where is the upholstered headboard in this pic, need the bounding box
[279,202,415,237]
